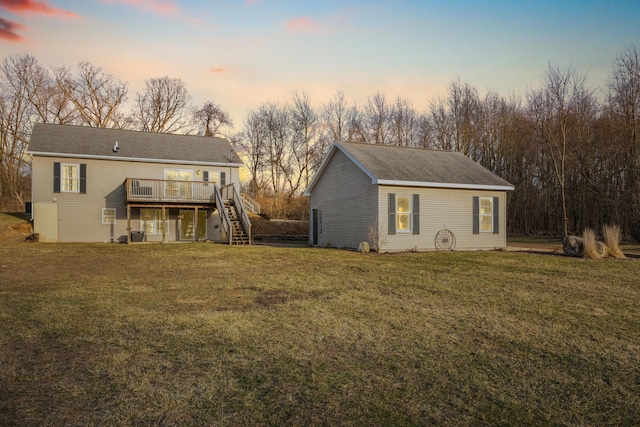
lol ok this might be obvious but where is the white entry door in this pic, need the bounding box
[164,169,194,200]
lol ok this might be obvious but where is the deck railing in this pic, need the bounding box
[241,193,261,214]
[214,185,232,244]
[125,178,218,203]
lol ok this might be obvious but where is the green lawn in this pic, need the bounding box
[0,241,638,426]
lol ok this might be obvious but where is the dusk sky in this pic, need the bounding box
[1,0,639,127]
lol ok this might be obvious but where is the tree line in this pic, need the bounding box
[237,46,640,240]
[1,46,639,240]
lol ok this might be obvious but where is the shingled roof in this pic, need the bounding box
[305,142,514,194]
[28,123,243,166]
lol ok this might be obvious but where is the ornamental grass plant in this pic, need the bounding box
[582,228,602,259]
[603,224,626,259]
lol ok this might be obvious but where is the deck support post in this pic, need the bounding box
[126,205,131,244]
[194,207,199,242]
[161,207,166,243]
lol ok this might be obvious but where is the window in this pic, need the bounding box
[62,164,79,192]
[203,171,218,185]
[396,195,412,232]
[164,169,194,199]
[141,208,168,235]
[480,198,493,232]
[54,162,86,193]
[473,196,499,234]
[203,171,226,186]
[388,193,419,235]
[102,208,116,224]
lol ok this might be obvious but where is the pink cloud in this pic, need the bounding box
[0,0,78,17]
[0,16,24,42]
[100,0,205,26]
[100,0,179,15]
[285,16,326,33]
[210,66,229,74]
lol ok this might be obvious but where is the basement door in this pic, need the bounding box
[179,210,207,241]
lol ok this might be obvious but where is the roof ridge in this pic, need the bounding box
[34,122,229,142]
[338,141,461,154]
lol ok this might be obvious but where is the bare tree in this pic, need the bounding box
[322,90,349,143]
[192,101,232,137]
[429,97,455,150]
[448,78,481,157]
[527,64,591,237]
[290,90,320,190]
[389,96,420,146]
[238,109,268,194]
[414,114,435,148]
[131,76,191,133]
[55,61,128,128]
[0,54,34,209]
[363,91,391,144]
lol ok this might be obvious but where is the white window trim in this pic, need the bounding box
[164,168,195,180]
[204,171,220,185]
[140,208,169,235]
[102,208,116,225]
[396,194,413,233]
[61,163,80,193]
[479,197,494,233]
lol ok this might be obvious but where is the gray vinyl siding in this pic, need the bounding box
[308,149,378,248]
[379,186,507,252]
[32,155,239,242]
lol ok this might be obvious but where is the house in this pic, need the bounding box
[304,142,514,252]
[28,123,251,244]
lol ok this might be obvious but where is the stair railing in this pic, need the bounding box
[214,185,232,244]
[221,183,252,244]
[240,193,261,214]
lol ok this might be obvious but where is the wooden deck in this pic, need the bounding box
[124,178,217,205]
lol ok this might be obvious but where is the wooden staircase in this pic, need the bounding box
[224,201,250,245]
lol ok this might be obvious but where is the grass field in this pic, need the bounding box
[0,237,638,426]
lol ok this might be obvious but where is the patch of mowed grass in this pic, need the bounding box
[0,242,639,426]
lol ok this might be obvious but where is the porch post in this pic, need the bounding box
[194,207,199,242]
[162,207,166,243]
[126,205,131,244]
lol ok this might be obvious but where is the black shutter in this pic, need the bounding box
[472,196,479,234]
[221,172,226,186]
[412,194,420,235]
[388,193,396,235]
[493,197,499,234]
[79,164,87,194]
[53,162,61,193]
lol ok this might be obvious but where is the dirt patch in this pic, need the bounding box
[249,214,308,238]
[0,213,32,242]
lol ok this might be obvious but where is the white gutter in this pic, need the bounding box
[375,179,515,191]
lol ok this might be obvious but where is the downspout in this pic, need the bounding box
[30,161,34,222]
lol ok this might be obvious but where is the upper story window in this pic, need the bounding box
[203,171,226,186]
[164,169,194,199]
[54,162,86,194]
[165,169,194,182]
[61,164,79,192]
